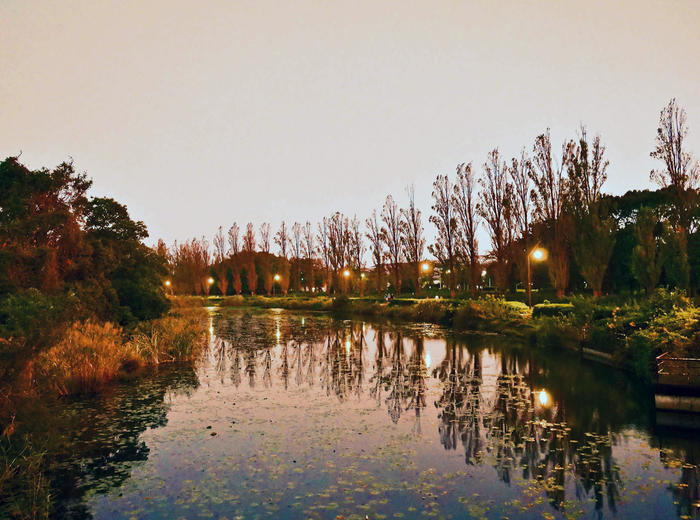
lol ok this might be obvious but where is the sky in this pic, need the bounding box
[2,0,700,249]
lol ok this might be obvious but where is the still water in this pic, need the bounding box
[20,309,700,518]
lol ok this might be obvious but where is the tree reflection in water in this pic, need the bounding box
[210,310,696,519]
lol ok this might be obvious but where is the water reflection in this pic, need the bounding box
[209,309,698,519]
[1,366,200,519]
[4,309,698,519]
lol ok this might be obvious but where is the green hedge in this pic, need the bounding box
[532,303,575,318]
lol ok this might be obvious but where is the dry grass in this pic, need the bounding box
[32,311,207,397]
[36,321,131,396]
[129,311,207,364]
[0,436,50,519]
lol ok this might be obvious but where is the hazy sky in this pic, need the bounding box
[2,0,700,248]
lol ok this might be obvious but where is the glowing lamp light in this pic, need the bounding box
[343,269,350,278]
[481,269,487,277]
[164,280,171,287]
[207,277,214,285]
[421,262,430,272]
[532,248,546,261]
[537,389,551,407]
[274,273,281,282]
[360,273,366,279]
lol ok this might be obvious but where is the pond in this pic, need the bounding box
[6,308,699,519]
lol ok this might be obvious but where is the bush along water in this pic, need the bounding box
[531,289,700,381]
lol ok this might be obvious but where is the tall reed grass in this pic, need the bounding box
[129,311,207,364]
[33,311,207,397]
[36,321,130,396]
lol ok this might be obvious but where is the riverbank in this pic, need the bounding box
[173,289,700,381]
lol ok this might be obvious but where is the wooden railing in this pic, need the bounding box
[656,352,700,389]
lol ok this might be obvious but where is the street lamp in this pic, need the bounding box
[526,245,547,307]
[421,262,430,273]
[343,269,350,278]
[207,277,214,285]
[273,273,280,295]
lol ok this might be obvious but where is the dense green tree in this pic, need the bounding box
[631,208,664,294]
[661,223,690,290]
[84,198,168,324]
[573,210,617,297]
[0,157,92,294]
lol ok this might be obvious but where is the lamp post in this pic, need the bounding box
[526,245,547,307]
[343,268,350,294]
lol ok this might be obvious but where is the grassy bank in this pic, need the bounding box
[173,293,532,333]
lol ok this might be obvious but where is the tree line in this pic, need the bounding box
[164,99,699,299]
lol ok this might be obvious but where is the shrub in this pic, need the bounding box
[451,297,524,331]
[0,290,76,384]
[169,295,208,308]
[532,303,575,318]
[453,301,487,330]
[413,300,450,323]
[330,295,350,311]
[632,303,700,358]
[533,316,580,350]
[220,295,246,307]
[584,325,623,354]
[624,333,655,382]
